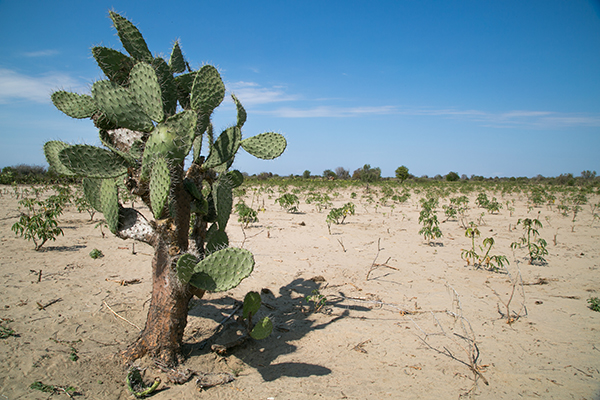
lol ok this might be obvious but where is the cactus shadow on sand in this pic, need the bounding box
[188,277,372,382]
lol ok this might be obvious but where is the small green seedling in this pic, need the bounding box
[30,381,77,397]
[241,291,273,340]
[89,248,104,259]
[0,321,16,339]
[305,289,327,312]
[588,297,600,312]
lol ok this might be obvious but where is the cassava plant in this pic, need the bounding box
[418,197,442,244]
[43,11,286,366]
[510,214,548,265]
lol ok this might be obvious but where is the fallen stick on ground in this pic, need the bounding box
[102,301,142,331]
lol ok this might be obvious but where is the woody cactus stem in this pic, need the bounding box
[45,10,286,365]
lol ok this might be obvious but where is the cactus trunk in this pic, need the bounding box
[121,239,193,365]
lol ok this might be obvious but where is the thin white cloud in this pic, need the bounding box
[258,102,600,128]
[21,50,59,57]
[0,68,86,104]
[227,81,299,105]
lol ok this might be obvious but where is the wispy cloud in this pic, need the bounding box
[0,68,86,104]
[227,81,299,105]
[21,50,59,57]
[258,100,600,128]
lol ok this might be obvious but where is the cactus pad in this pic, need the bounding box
[109,11,153,63]
[203,127,241,169]
[190,65,225,115]
[51,91,97,119]
[213,178,233,231]
[43,141,76,176]
[206,223,228,254]
[100,179,119,234]
[225,170,244,188]
[91,46,135,86]
[176,253,197,284]
[129,63,164,123]
[250,317,273,340]
[149,156,171,219]
[151,57,178,117]
[231,94,247,129]
[188,247,254,292]
[92,80,154,132]
[82,178,103,212]
[241,132,287,160]
[58,144,129,178]
[169,41,186,74]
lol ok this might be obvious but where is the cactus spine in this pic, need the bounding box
[44,11,284,364]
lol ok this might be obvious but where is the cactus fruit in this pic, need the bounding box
[188,247,254,292]
[241,132,287,160]
[51,91,97,119]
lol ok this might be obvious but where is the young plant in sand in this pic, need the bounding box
[275,193,299,213]
[305,191,332,212]
[11,196,65,251]
[43,11,286,366]
[326,202,355,234]
[568,192,587,232]
[510,213,548,265]
[235,201,258,228]
[418,197,442,244]
[461,222,480,266]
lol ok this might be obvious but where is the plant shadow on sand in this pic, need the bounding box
[187,277,372,382]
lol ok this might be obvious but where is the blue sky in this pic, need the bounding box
[1,1,599,178]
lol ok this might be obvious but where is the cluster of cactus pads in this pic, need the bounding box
[45,11,285,341]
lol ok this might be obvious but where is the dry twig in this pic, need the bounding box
[102,301,142,331]
[366,238,399,280]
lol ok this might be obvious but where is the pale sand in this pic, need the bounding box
[0,185,599,399]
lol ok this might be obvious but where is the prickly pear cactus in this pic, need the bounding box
[44,10,285,349]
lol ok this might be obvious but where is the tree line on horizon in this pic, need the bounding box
[0,164,597,186]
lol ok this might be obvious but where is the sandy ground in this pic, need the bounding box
[0,184,599,399]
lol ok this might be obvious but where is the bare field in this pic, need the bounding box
[1,183,599,399]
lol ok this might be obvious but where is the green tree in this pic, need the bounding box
[395,165,409,183]
[353,164,381,183]
[323,169,337,179]
[302,170,311,179]
[446,171,460,182]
